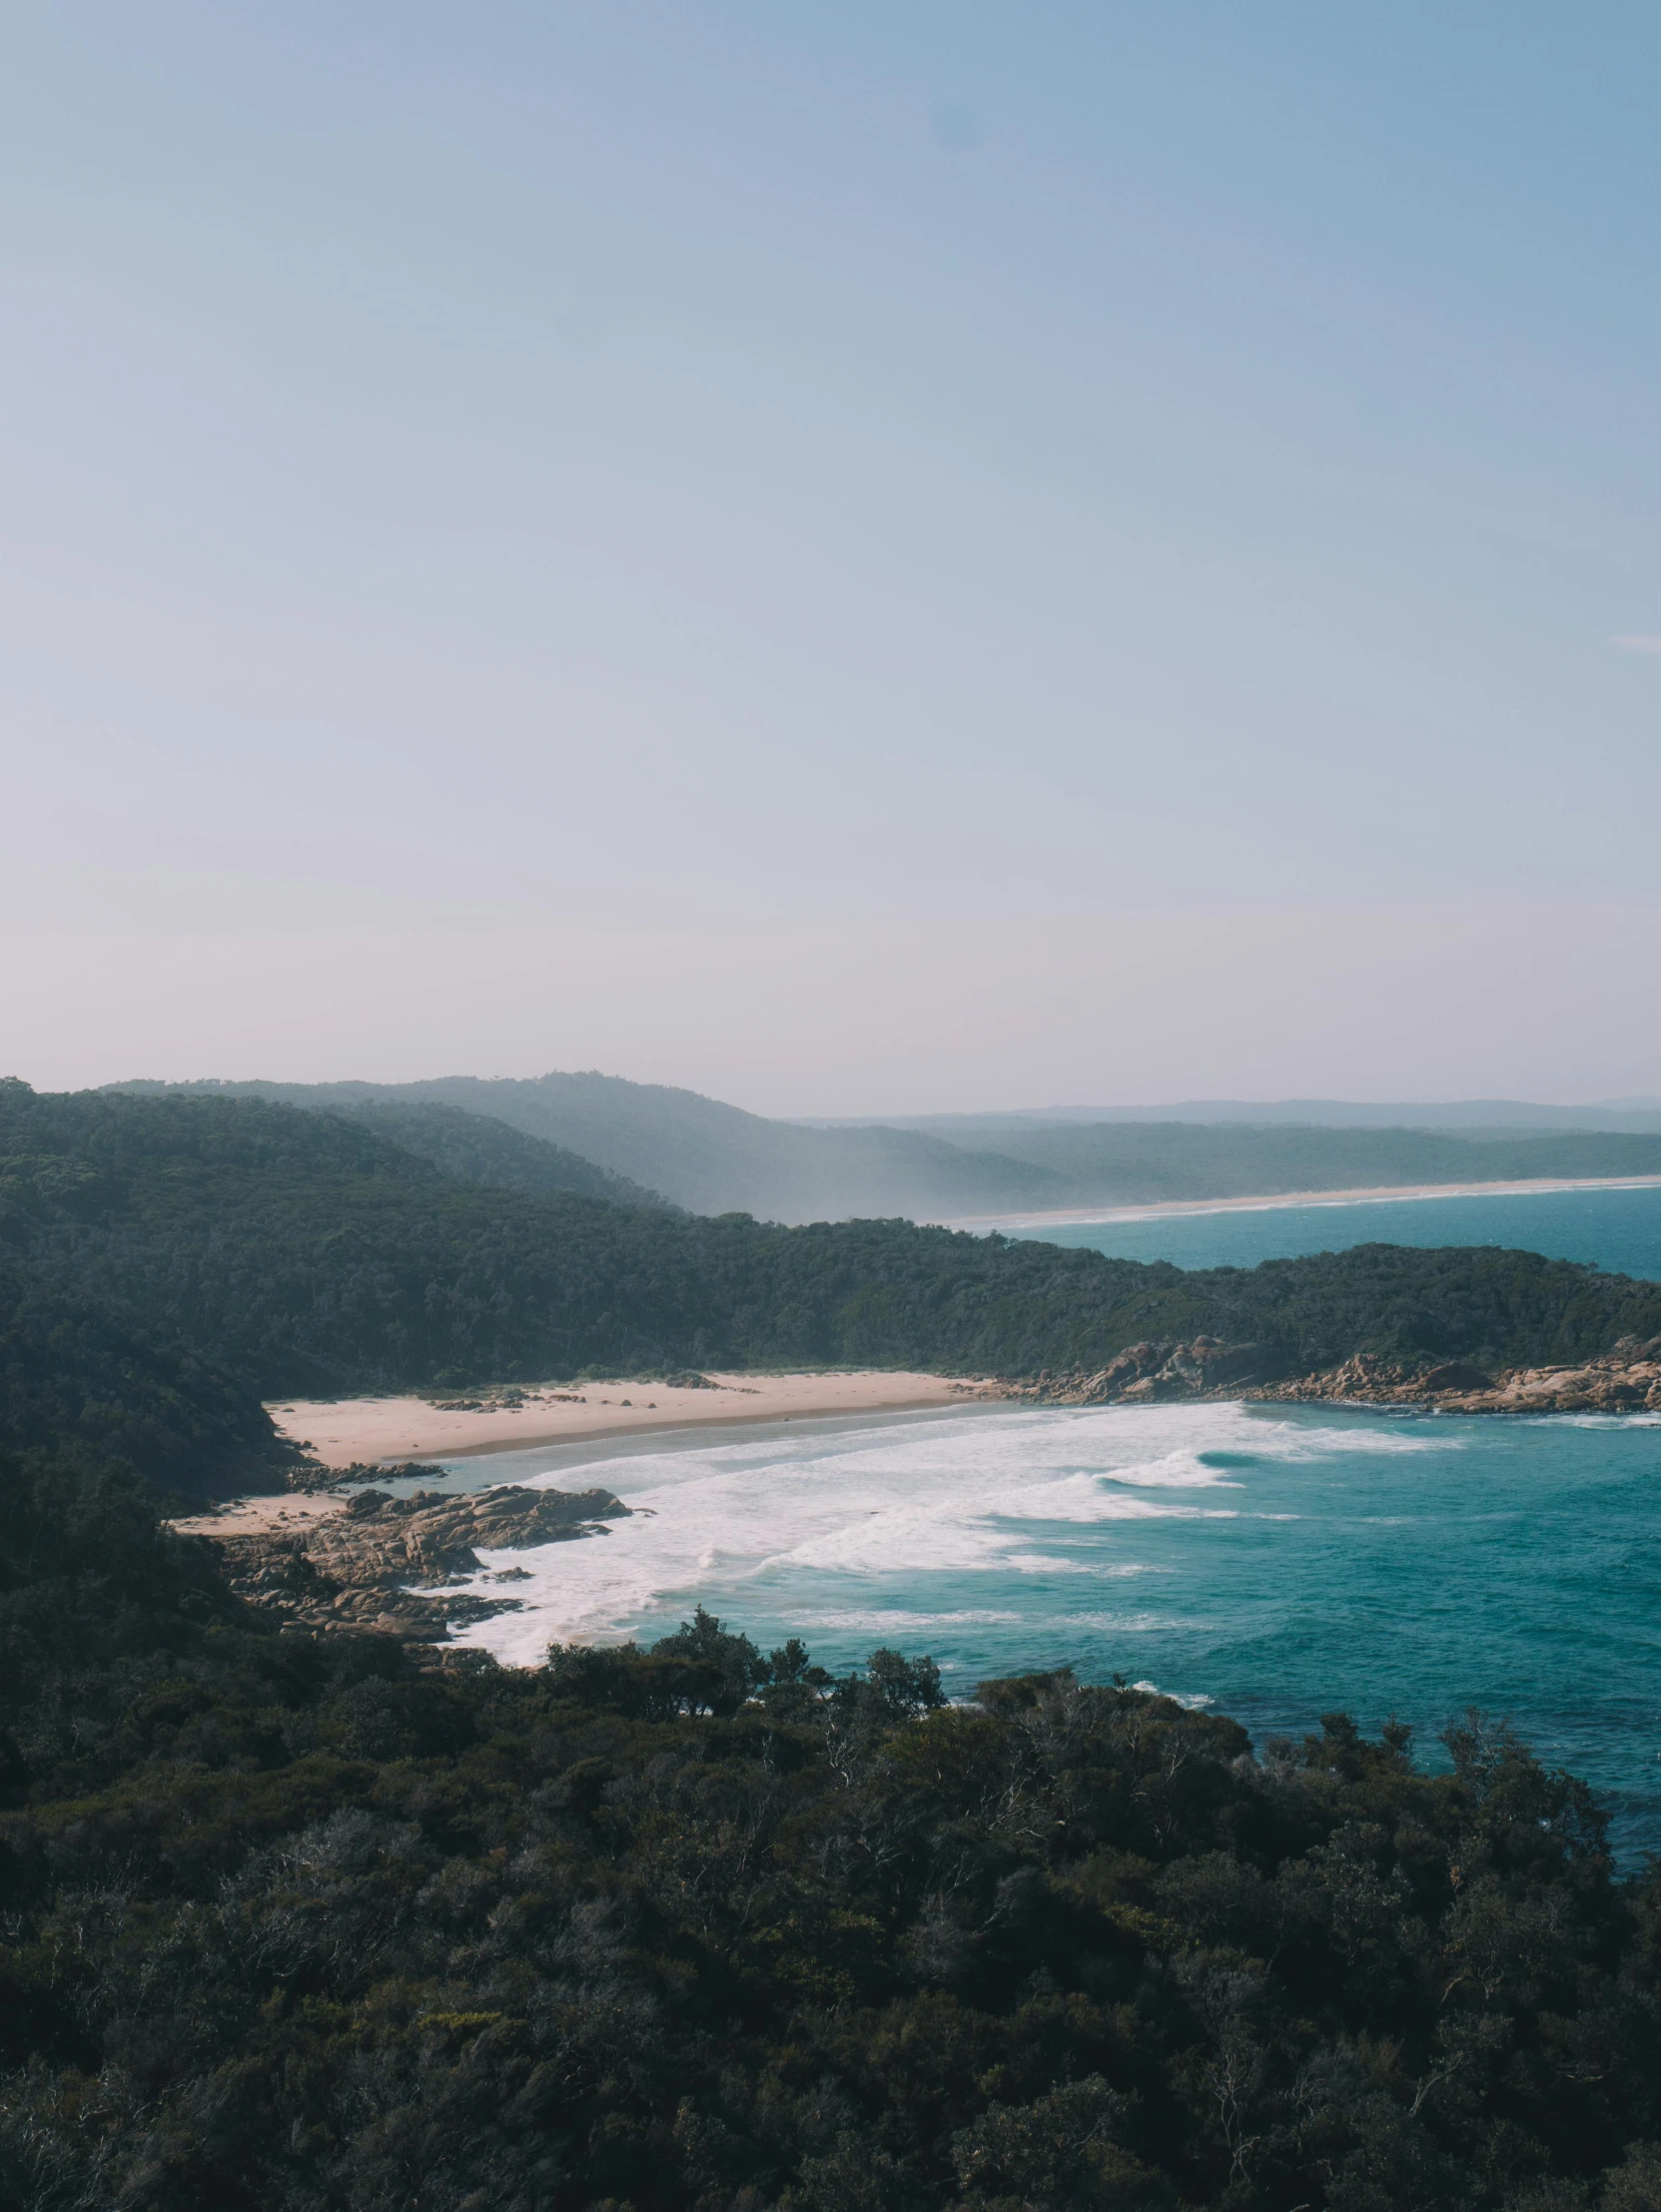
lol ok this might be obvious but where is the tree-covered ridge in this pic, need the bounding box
[2,1451,1660,2211]
[3,1084,1660,1420]
[109,1069,1072,1220]
[318,1097,675,1209]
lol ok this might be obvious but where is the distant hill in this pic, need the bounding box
[110,1073,1070,1221]
[104,1074,1661,1221]
[926,1120,1661,1207]
[832,1097,1661,1134]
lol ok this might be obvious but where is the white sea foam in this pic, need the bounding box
[1001,1555,1158,1575]
[794,1610,1024,1632]
[1069,1612,1197,1634]
[437,1398,1445,1664]
[1131,1680,1215,1709]
[1542,1411,1661,1430]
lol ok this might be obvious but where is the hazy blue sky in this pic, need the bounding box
[4,3,1660,1111]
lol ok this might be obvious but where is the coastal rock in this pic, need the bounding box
[211,1483,631,1642]
[289,1458,431,1493]
[998,1335,1661,1417]
[1261,1341,1661,1413]
[1002,1338,1291,1407]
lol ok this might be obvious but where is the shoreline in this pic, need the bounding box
[171,1371,996,1540]
[169,1341,1661,1548]
[941,1172,1661,1234]
[266,1369,996,1473]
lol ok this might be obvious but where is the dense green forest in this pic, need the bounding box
[0,1255,294,1496]
[3,1446,1660,2210]
[112,1071,1661,1221]
[5,1086,1660,1468]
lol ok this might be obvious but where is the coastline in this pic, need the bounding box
[265,1369,996,1474]
[940,1172,1661,1235]
[169,1341,1661,1587]
[169,1370,996,1542]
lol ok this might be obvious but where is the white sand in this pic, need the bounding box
[941,1173,1661,1234]
[265,1370,994,1472]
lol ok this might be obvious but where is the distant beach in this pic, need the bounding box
[942,1172,1661,1235]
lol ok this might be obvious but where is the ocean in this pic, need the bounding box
[1011,1175,1661,1279]
[416,1184,1661,1854]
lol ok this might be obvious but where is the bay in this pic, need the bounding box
[408,1184,1661,1855]
[434,1396,1661,1857]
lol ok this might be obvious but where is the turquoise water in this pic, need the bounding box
[437,1397,1661,1858]
[1016,1178,1661,1277]
[414,1188,1661,1853]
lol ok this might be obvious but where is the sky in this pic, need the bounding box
[4,2,1660,1114]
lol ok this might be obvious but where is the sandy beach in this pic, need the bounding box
[167,1371,991,1539]
[265,1369,993,1474]
[941,1172,1661,1235]
[171,1491,360,1539]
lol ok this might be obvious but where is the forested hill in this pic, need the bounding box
[5,1083,1661,1495]
[319,1097,672,1208]
[113,1070,1661,1221]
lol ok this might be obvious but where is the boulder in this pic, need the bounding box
[209,1483,630,1643]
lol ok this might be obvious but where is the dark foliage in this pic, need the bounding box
[4,1085,1659,1419]
[320,1099,674,1210]
[0,1257,293,1500]
[3,1458,1661,2211]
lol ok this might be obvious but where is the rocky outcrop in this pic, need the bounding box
[1262,1336,1661,1414]
[1001,1334,1661,1416]
[1001,1338,1293,1407]
[289,1458,432,1494]
[213,1483,630,1641]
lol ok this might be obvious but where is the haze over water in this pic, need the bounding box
[427,1185,1661,1855]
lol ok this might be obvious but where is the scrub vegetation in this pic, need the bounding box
[3,1452,1661,2211]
